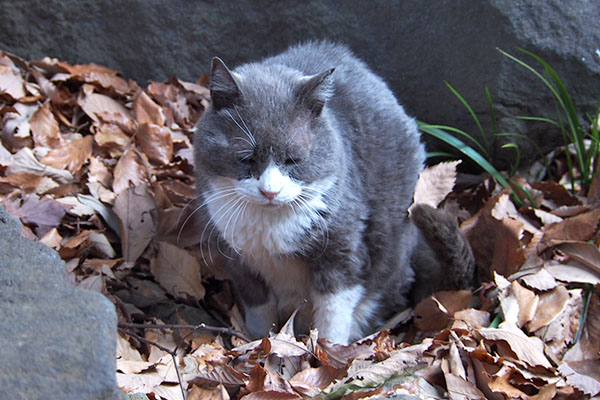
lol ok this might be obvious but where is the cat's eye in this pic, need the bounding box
[285,158,301,166]
[239,157,255,165]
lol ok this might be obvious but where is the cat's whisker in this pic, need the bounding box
[177,187,239,244]
[225,109,256,147]
[294,194,330,256]
[200,193,241,265]
[207,194,247,261]
[222,197,248,256]
[233,136,254,147]
[234,106,257,146]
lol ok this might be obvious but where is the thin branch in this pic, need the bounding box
[120,328,187,400]
[117,321,251,343]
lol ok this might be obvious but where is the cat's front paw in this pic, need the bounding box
[244,302,278,339]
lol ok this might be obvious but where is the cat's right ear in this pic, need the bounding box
[210,57,241,110]
[298,68,335,116]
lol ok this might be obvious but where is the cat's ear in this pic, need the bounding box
[210,57,241,110]
[298,68,335,115]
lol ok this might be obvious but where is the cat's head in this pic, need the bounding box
[194,57,341,208]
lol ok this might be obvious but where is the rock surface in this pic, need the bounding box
[0,206,125,400]
[0,0,599,164]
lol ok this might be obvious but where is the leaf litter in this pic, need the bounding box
[0,50,599,399]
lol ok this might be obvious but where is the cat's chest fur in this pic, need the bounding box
[205,175,332,260]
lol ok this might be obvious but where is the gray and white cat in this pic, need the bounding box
[193,41,474,344]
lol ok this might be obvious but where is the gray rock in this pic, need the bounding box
[0,206,125,400]
[0,0,599,166]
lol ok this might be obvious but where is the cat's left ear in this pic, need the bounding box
[210,57,241,110]
[298,68,335,116]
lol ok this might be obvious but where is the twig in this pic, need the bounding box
[117,321,251,343]
[120,328,187,400]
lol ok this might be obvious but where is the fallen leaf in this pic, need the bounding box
[29,102,63,148]
[478,327,552,369]
[79,87,132,124]
[7,147,73,183]
[414,290,472,331]
[41,135,93,174]
[136,123,173,165]
[133,90,166,125]
[527,285,569,332]
[411,160,460,211]
[558,362,600,396]
[511,280,538,328]
[553,241,600,275]
[113,183,156,261]
[150,241,205,300]
[112,145,150,195]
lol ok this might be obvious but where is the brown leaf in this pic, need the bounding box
[553,241,600,275]
[441,358,487,400]
[543,207,600,243]
[289,365,347,397]
[7,147,73,183]
[113,183,156,261]
[87,156,112,187]
[527,285,569,332]
[29,102,63,148]
[411,160,460,211]
[478,327,552,369]
[188,384,230,400]
[0,64,26,99]
[112,145,150,195]
[78,87,132,124]
[557,362,600,396]
[41,135,93,174]
[150,241,205,300]
[133,90,166,125]
[94,123,131,158]
[4,194,70,229]
[136,123,173,165]
[453,309,491,329]
[414,290,472,331]
[510,280,538,328]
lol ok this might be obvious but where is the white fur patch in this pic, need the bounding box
[206,169,334,258]
[312,285,365,345]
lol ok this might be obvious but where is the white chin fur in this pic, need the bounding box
[205,170,333,256]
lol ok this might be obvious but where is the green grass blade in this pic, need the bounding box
[424,124,489,156]
[444,81,489,151]
[516,115,561,126]
[426,151,457,159]
[418,122,523,206]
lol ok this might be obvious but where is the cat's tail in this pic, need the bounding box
[409,204,475,298]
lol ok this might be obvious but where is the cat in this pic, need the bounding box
[193,41,474,345]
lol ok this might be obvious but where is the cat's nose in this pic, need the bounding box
[260,188,280,200]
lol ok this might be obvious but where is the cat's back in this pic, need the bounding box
[267,41,424,211]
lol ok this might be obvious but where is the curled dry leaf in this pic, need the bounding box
[478,327,553,369]
[78,86,132,124]
[29,102,62,148]
[136,123,173,165]
[414,290,472,331]
[112,145,150,195]
[527,285,569,332]
[150,241,205,300]
[113,183,156,261]
[411,160,460,211]
[133,90,166,125]
[41,135,93,174]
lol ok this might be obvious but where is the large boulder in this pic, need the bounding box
[0,0,598,165]
[0,206,125,400]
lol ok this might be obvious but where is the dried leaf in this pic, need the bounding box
[133,90,166,125]
[543,207,600,243]
[527,285,569,332]
[29,102,63,148]
[136,123,173,165]
[553,241,600,275]
[112,145,150,195]
[150,241,205,300]
[478,327,552,369]
[41,135,93,174]
[7,147,73,183]
[79,88,132,124]
[511,280,538,328]
[0,64,26,99]
[113,183,156,261]
[414,290,472,331]
[411,160,460,210]
[558,362,600,396]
